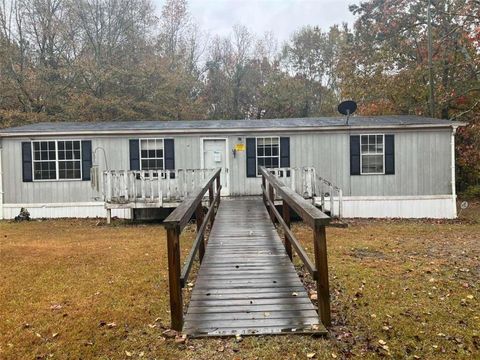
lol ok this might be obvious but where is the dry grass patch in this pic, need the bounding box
[0,206,479,359]
[0,220,195,359]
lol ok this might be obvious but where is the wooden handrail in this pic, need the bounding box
[260,166,332,327]
[163,168,222,331]
[180,186,221,287]
[261,185,317,278]
[261,168,330,228]
[164,168,221,231]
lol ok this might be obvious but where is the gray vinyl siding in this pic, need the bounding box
[225,129,452,197]
[1,136,201,203]
[1,128,453,204]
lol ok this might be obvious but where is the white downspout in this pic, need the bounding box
[451,127,457,218]
[0,147,4,220]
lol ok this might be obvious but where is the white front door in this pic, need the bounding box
[202,139,229,195]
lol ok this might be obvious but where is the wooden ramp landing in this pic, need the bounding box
[183,198,326,337]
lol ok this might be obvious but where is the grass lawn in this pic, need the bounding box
[1,204,479,359]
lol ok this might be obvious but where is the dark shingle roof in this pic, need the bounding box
[0,116,460,136]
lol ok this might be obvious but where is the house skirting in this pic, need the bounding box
[314,194,457,219]
[1,202,130,220]
[1,195,457,220]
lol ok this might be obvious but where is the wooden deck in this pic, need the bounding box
[183,198,326,337]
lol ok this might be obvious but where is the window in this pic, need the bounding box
[58,141,82,179]
[32,140,82,180]
[33,141,57,180]
[256,137,280,175]
[360,134,384,174]
[140,139,164,171]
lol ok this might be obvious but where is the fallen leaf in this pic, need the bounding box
[217,346,225,352]
[52,333,59,338]
[307,352,316,359]
[50,304,63,311]
[378,339,387,345]
[235,334,243,342]
[175,335,186,344]
[107,322,117,328]
[331,353,337,359]
[264,312,271,317]
[292,292,298,297]
[467,295,474,300]
[125,350,132,357]
[162,329,177,338]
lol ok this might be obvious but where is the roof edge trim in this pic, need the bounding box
[0,123,465,137]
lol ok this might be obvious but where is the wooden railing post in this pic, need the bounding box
[282,201,293,261]
[214,174,221,222]
[262,175,266,205]
[216,174,221,195]
[268,182,275,222]
[208,184,214,226]
[313,223,331,326]
[208,184,214,206]
[166,225,183,331]
[195,203,206,262]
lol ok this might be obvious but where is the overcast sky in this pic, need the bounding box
[153,0,357,42]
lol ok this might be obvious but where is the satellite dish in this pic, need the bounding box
[338,100,357,125]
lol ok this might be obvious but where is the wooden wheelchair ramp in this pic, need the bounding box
[183,198,326,337]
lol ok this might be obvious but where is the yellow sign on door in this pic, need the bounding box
[234,143,246,151]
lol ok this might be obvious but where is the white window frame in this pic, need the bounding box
[139,138,165,176]
[360,134,385,175]
[255,136,281,176]
[31,140,83,182]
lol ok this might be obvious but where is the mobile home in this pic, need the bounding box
[0,116,463,219]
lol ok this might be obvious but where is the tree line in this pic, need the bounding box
[0,0,479,193]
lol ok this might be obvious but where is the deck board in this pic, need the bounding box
[183,198,326,337]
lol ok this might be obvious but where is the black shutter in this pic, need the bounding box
[129,139,140,170]
[246,138,256,178]
[22,142,33,182]
[350,135,360,175]
[81,140,92,181]
[385,134,395,175]
[280,137,290,168]
[164,139,175,178]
